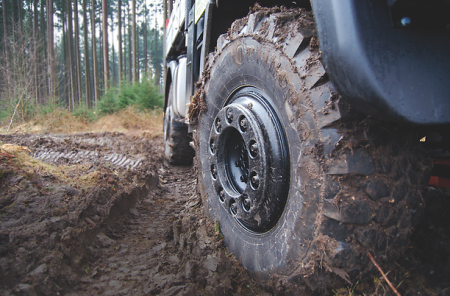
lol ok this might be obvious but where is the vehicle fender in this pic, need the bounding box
[164,60,179,111]
[174,56,187,118]
[311,0,450,124]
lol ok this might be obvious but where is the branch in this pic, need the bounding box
[367,253,401,296]
[7,97,22,132]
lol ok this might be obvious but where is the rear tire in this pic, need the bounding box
[196,7,430,292]
[164,84,195,165]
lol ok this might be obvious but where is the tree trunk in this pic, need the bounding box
[3,0,9,78]
[132,0,136,83]
[127,2,131,83]
[83,0,91,108]
[34,0,39,105]
[102,0,109,90]
[154,6,159,86]
[91,0,99,106]
[144,18,148,76]
[136,27,139,82]
[47,0,55,100]
[118,0,123,83]
[74,0,82,106]
[63,17,70,107]
[67,0,76,110]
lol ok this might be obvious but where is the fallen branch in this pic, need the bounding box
[367,252,401,296]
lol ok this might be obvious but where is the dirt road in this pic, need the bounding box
[1,132,449,295]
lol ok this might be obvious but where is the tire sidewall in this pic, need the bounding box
[198,37,321,277]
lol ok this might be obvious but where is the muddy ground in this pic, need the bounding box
[0,132,449,295]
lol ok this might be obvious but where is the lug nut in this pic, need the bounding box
[226,109,233,120]
[243,198,251,207]
[216,119,222,131]
[211,165,218,178]
[219,190,225,201]
[231,203,237,214]
[251,174,260,188]
[240,118,247,129]
[250,143,258,153]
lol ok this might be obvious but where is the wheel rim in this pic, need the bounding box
[209,87,290,233]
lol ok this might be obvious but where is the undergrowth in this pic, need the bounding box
[0,80,164,135]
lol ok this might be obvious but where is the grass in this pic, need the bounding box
[0,106,163,137]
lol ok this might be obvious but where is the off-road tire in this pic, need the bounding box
[195,7,431,292]
[164,84,195,165]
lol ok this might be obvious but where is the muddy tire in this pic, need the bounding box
[196,8,431,291]
[164,84,195,165]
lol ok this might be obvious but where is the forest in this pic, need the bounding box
[0,0,165,127]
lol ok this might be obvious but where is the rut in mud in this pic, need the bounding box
[0,133,264,296]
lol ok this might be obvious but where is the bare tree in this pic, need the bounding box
[74,0,82,106]
[118,0,123,82]
[47,0,55,100]
[83,0,91,108]
[92,0,99,106]
[102,0,109,89]
[132,0,136,83]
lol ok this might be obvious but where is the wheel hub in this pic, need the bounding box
[208,89,290,233]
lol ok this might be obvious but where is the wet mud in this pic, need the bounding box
[0,132,449,295]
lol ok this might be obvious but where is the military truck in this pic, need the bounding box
[163,0,450,288]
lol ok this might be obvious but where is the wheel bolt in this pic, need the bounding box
[250,143,258,154]
[226,109,233,120]
[211,165,218,178]
[219,190,225,201]
[244,198,251,207]
[216,119,222,131]
[240,118,247,129]
[252,175,259,186]
[231,203,237,214]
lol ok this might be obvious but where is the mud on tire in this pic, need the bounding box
[195,7,431,292]
[164,84,195,165]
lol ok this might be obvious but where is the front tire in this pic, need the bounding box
[196,7,430,292]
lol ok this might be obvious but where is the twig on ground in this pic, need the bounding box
[367,252,401,296]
